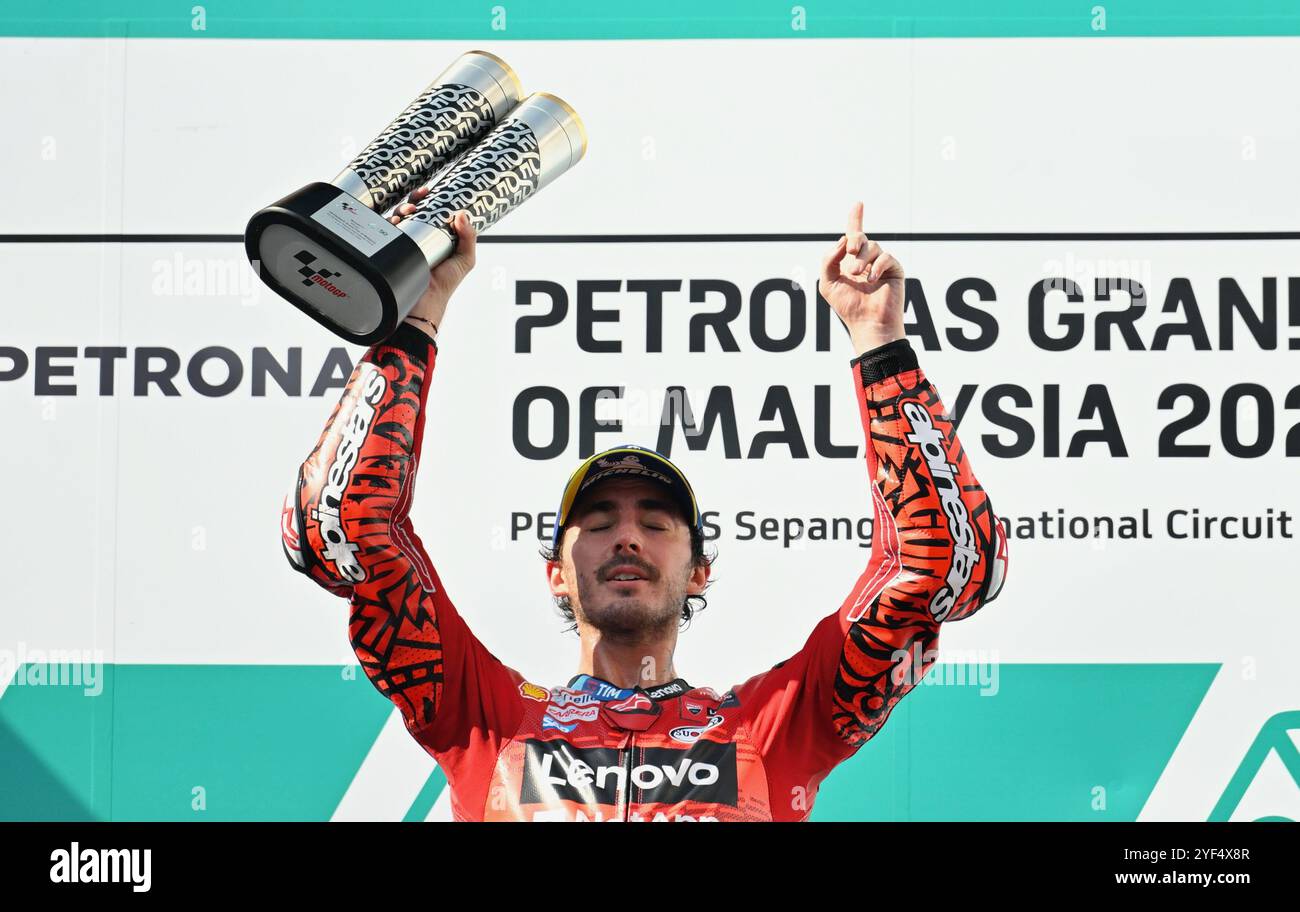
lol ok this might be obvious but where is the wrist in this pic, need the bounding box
[847,323,905,357]
[404,315,439,341]
[850,337,917,385]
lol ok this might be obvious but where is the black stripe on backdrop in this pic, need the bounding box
[1,231,1299,244]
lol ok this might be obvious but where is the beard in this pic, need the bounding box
[570,557,691,639]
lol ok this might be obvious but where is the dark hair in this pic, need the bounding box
[538,524,717,634]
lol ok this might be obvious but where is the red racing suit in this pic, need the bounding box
[280,321,1009,822]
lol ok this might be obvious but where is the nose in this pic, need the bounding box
[611,516,643,554]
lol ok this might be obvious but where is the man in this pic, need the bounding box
[280,194,1010,822]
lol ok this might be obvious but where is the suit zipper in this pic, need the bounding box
[622,732,636,822]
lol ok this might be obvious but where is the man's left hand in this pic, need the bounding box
[818,201,906,356]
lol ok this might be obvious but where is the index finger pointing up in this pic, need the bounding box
[846,200,867,255]
[848,201,864,237]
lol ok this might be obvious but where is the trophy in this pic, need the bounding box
[244,50,587,345]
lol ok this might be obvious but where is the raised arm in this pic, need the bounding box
[830,336,1009,728]
[732,205,1009,816]
[278,206,526,795]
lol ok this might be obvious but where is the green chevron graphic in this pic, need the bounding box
[0,665,391,821]
[811,663,1221,820]
[1,662,1219,821]
[1208,710,1300,822]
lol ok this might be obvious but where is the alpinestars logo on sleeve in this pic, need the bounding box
[900,399,981,622]
[312,363,387,582]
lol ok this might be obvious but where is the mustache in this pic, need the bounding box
[600,557,658,581]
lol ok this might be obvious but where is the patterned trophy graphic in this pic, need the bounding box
[394,92,588,270]
[332,50,522,214]
[244,50,538,344]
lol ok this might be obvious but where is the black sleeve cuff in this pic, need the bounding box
[384,320,437,362]
[849,337,918,385]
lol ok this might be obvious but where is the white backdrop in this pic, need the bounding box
[3,36,1298,821]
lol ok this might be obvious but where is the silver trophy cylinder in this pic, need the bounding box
[332,50,524,212]
[244,50,526,345]
[400,92,588,268]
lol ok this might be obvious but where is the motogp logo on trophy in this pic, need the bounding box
[294,250,348,298]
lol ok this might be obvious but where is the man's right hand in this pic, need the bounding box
[388,185,477,335]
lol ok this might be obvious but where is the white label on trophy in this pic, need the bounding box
[309,196,401,256]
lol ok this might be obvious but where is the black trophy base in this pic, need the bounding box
[244,182,430,345]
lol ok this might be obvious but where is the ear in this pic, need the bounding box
[546,556,569,600]
[686,559,710,596]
